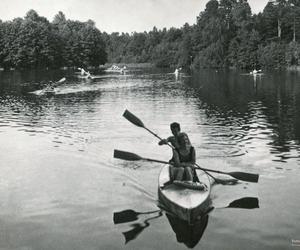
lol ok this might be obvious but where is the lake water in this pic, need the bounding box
[0,68,299,250]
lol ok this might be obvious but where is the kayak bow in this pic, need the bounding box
[158,165,212,225]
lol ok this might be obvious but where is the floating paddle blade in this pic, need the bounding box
[114,150,143,161]
[123,110,144,127]
[229,172,259,183]
[113,210,139,224]
[227,197,259,209]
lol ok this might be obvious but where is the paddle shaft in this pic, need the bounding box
[144,127,176,149]
[144,158,169,164]
[198,167,231,175]
[194,163,218,180]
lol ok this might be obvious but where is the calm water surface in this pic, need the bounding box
[0,68,299,250]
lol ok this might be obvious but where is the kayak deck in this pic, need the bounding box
[158,165,212,224]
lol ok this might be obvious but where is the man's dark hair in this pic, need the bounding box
[170,122,180,131]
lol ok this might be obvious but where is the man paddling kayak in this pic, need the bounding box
[78,67,87,76]
[158,122,181,149]
[171,133,195,182]
[159,123,195,182]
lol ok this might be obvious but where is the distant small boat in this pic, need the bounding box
[77,74,95,79]
[104,65,127,73]
[250,69,262,75]
[30,77,66,96]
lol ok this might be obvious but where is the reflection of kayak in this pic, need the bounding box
[166,212,209,248]
[158,165,212,224]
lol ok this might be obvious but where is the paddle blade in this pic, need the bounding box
[114,150,143,161]
[123,110,144,127]
[58,77,66,83]
[227,197,259,209]
[229,172,259,183]
[113,210,139,224]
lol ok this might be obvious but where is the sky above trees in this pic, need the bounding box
[1,0,269,33]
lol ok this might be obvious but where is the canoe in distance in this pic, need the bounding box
[158,165,212,225]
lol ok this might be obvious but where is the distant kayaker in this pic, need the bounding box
[46,81,55,90]
[174,67,182,75]
[159,123,195,182]
[120,66,127,74]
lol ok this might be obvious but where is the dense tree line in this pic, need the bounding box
[104,0,300,70]
[1,1,300,70]
[0,10,107,69]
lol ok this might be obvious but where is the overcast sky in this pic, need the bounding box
[1,0,269,33]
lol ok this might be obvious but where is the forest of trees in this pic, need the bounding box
[0,10,107,69]
[1,0,300,70]
[104,0,300,70]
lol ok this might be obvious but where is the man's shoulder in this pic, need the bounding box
[167,136,176,141]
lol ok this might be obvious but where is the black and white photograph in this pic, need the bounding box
[0,0,300,249]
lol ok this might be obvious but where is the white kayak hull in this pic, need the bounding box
[158,165,212,224]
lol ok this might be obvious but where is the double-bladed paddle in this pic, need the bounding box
[122,110,259,183]
[114,149,258,183]
[123,110,222,182]
[41,77,66,95]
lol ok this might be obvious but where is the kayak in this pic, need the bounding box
[43,90,55,96]
[104,68,122,72]
[40,87,56,96]
[104,69,128,74]
[158,165,212,224]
